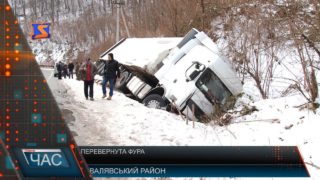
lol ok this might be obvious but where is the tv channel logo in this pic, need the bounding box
[15,148,83,177]
[31,23,51,39]
[22,149,69,168]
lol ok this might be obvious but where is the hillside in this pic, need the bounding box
[7,0,320,178]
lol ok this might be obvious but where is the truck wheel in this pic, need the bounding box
[116,71,130,91]
[142,94,166,109]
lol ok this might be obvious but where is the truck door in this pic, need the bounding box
[183,68,233,122]
[182,89,214,122]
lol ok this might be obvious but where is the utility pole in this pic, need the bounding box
[121,6,130,38]
[112,0,125,42]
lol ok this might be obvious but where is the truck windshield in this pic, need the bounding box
[196,69,232,105]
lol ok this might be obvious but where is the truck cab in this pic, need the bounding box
[98,29,243,122]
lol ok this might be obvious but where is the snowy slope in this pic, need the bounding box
[54,77,320,179]
[9,0,108,65]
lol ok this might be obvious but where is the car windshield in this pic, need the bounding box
[196,68,232,104]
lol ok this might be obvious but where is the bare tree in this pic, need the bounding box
[64,0,70,12]
[50,0,55,23]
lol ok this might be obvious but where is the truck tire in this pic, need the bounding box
[142,94,166,109]
[116,71,130,91]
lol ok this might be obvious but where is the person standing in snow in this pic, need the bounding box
[102,53,120,100]
[80,57,97,101]
[56,61,63,80]
[68,62,75,79]
[62,64,68,79]
[75,62,82,80]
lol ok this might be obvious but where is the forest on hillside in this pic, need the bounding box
[9,0,320,105]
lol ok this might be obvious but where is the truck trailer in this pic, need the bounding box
[96,28,243,122]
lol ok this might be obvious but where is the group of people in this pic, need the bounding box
[56,62,75,79]
[76,53,120,101]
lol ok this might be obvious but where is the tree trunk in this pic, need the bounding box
[34,0,37,18]
[22,0,26,17]
[102,0,107,14]
[51,0,55,24]
[77,0,82,10]
[57,0,60,25]
[65,0,70,12]
[200,0,205,30]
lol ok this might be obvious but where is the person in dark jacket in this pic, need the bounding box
[102,53,120,100]
[80,58,97,101]
[62,64,68,79]
[56,61,63,80]
[68,62,75,79]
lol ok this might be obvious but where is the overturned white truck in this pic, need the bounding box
[96,28,243,122]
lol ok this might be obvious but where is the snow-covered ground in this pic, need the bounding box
[29,40,75,64]
[47,74,320,179]
[9,0,319,179]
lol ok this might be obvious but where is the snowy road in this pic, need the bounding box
[41,68,320,179]
[42,68,118,145]
[41,68,221,146]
